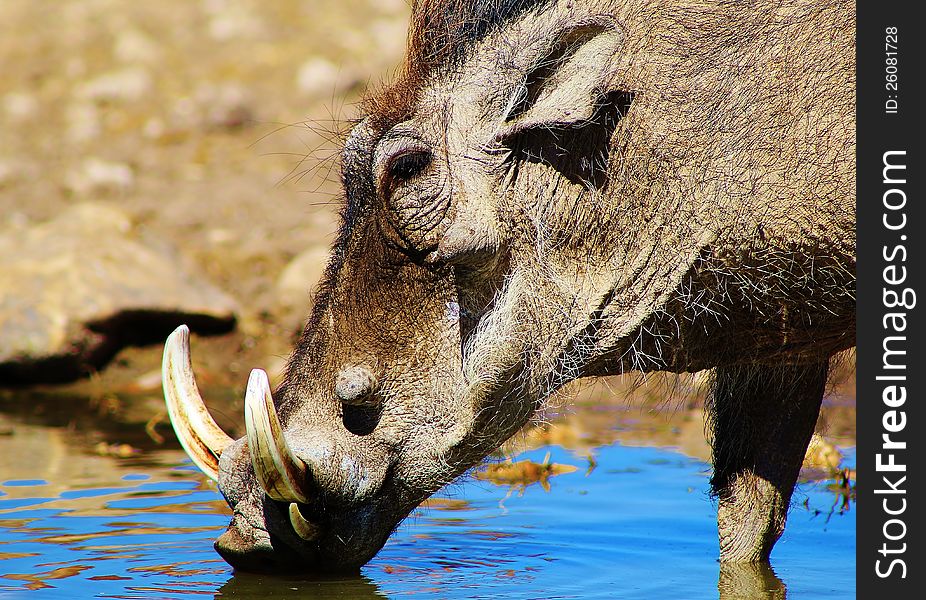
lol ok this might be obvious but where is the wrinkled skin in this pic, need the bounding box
[183,0,854,572]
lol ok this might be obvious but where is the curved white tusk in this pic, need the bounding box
[288,503,321,541]
[162,325,233,481]
[244,368,310,504]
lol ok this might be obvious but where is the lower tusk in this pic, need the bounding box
[162,325,233,481]
[288,503,321,541]
[244,368,310,504]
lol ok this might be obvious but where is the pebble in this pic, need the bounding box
[114,30,162,64]
[207,228,236,245]
[0,160,36,189]
[66,102,102,143]
[0,161,19,188]
[276,247,329,303]
[205,3,264,42]
[195,83,255,130]
[142,117,167,140]
[296,57,342,98]
[4,211,30,230]
[274,246,330,331]
[65,158,135,196]
[3,92,38,123]
[77,67,153,103]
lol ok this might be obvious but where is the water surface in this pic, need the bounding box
[0,395,855,599]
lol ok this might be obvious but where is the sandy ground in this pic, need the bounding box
[0,0,409,390]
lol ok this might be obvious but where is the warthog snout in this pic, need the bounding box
[163,326,398,571]
[335,365,379,405]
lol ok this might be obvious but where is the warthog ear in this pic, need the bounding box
[492,16,634,190]
[497,16,631,138]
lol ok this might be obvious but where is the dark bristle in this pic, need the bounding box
[363,0,555,128]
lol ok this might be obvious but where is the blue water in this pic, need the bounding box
[0,442,855,599]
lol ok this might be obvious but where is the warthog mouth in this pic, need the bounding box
[162,327,324,550]
[162,325,408,572]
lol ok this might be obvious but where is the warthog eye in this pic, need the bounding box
[386,150,431,184]
[374,141,450,255]
[374,134,450,255]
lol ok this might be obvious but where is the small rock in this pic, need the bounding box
[195,83,255,130]
[65,157,135,196]
[0,159,35,189]
[77,67,153,103]
[276,247,329,309]
[3,92,38,123]
[275,246,330,331]
[114,30,161,64]
[296,57,342,98]
[142,116,166,140]
[4,211,30,230]
[205,4,264,42]
[170,96,199,131]
[66,102,102,143]
[65,57,87,79]
[207,228,236,245]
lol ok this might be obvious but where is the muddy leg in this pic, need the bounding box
[708,361,828,562]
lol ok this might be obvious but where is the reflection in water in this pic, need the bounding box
[474,452,578,494]
[719,562,787,600]
[4,565,93,592]
[0,386,855,598]
[216,572,387,599]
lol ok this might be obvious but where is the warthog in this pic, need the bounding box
[163,0,854,572]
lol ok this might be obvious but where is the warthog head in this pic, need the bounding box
[163,0,854,573]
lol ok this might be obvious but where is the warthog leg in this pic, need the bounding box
[708,361,828,562]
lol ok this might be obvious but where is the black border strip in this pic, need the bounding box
[857,1,924,595]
